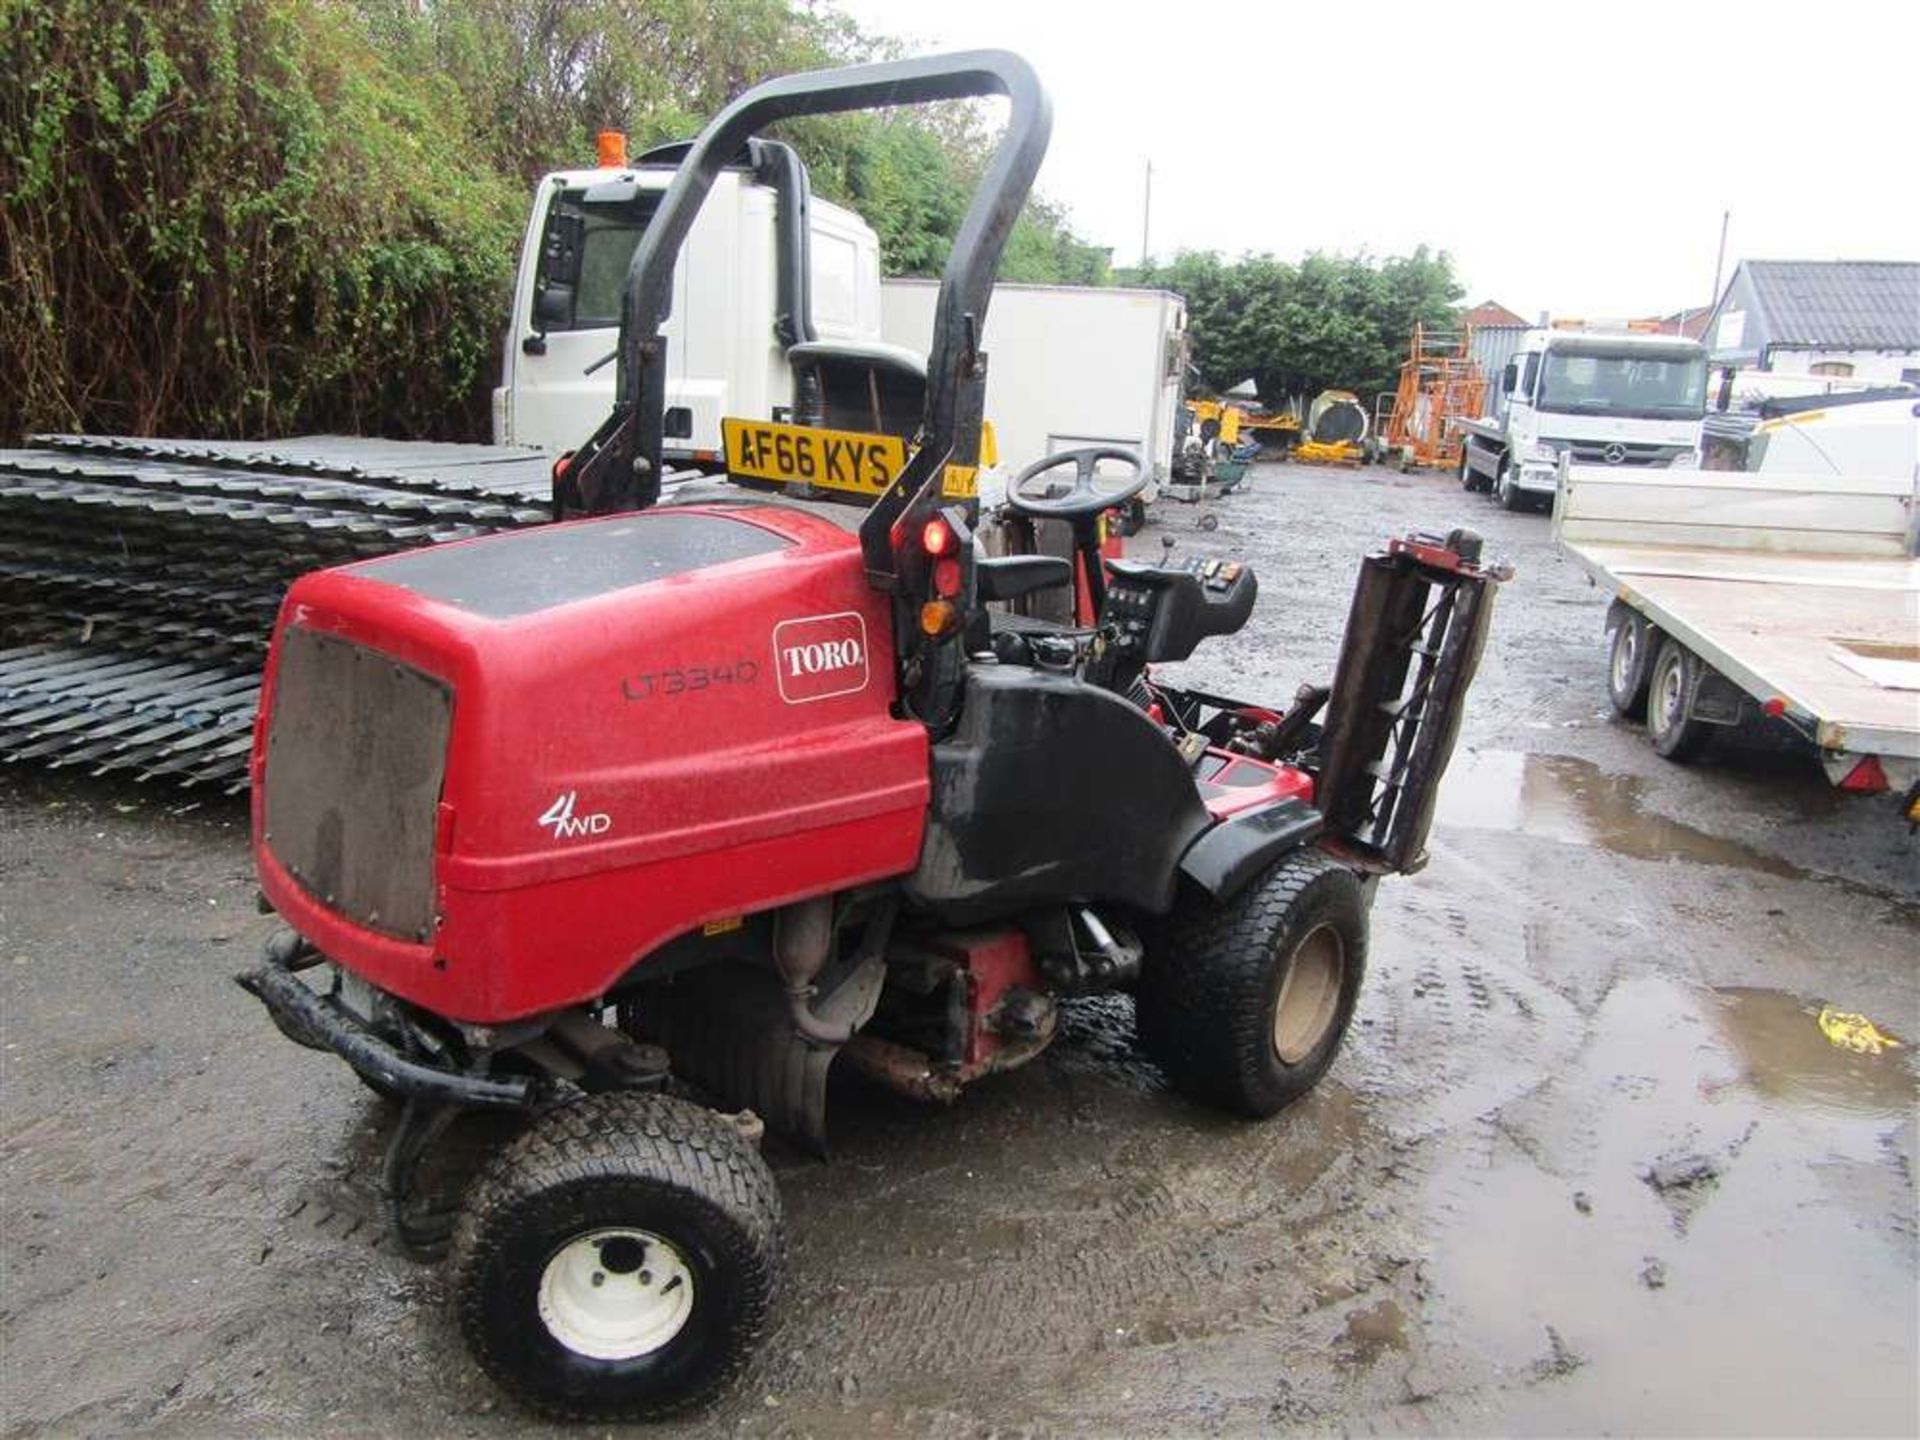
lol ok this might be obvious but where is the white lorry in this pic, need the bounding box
[1554,399,1920,808]
[1459,328,1709,511]
[493,139,1186,504]
[879,278,1187,508]
[493,138,891,471]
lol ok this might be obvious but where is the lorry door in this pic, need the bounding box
[504,175,686,457]
[1507,347,1542,443]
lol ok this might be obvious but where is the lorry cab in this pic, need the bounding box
[1471,328,1708,505]
[494,146,885,463]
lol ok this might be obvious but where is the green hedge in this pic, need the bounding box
[0,0,524,442]
[0,0,1112,445]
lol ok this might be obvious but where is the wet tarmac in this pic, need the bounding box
[3,461,1915,1436]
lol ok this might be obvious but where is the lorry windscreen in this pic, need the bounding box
[1537,348,1706,420]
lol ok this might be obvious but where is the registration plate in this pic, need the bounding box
[722,418,906,497]
[721,419,977,500]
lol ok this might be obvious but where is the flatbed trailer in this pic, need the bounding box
[1553,458,1920,806]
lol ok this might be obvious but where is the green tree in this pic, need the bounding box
[1123,247,1462,406]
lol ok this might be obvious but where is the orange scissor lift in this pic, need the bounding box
[1375,324,1488,472]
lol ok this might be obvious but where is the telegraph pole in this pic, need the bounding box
[1140,159,1152,269]
[1707,209,1731,325]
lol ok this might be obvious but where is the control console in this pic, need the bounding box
[1087,554,1258,690]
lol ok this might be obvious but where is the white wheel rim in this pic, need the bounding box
[1611,624,1638,692]
[1273,924,1345,1065]
[1655,657,1683,734]
[537,1228,695,1361]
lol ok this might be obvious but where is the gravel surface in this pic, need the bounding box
[3,460,1915,1436]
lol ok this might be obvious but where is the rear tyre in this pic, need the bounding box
[1646,637,1711,762]
[451,1093,782,1421]
[1137,850,1367,1117]
[1496,460,1523,510]
[1458,442,1485,492]
[1605,602,1656,718]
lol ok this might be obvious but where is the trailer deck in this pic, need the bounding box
[1555,462,1920,772]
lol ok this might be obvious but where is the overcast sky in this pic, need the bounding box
[838,0,1918,320]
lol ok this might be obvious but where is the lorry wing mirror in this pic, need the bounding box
[1501,360,1518,396]
[540,210,586,293]
[535,284,575,330]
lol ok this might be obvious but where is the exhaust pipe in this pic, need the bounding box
[773,896,896,1046]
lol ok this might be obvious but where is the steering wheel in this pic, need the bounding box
[1006,447,1148,520]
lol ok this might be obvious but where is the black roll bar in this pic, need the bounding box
[633,138,816,348]
[558,50,1052,518]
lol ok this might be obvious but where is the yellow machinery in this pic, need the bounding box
[1293,390,1370,465]
[1188,397,1299,454]
[1374,325,1488,472]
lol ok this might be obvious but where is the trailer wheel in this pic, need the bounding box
[1646,637,1711,762]
[1605,602,1656,718]
[451,1093,782,1421]
[1137,850,1367,1118]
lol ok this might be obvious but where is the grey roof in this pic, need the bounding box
[1741,260,1920,349]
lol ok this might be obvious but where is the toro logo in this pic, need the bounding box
[772,612,870,704]
[537,791,611,840]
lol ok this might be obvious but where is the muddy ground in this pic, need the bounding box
[3,461,1915,1437]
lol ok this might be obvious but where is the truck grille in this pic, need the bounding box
[1567,441,1689,466]
[262,627,452,942]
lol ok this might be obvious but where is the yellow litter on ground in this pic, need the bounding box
[1817,1006,1902,1055]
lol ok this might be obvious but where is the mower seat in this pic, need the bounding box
[978,553,1071,603]
[975,553,1076,664]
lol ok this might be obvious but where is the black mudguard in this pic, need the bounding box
[908,665,1212,923]
[1175,797,1324,901]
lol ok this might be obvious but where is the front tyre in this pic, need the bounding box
[451,1093,782,1421]
[1137,849,1368,1117]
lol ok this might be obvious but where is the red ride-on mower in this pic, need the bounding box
[237,52,1505,1421]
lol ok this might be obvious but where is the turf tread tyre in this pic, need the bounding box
[450,1092,781,1422]
[1137,849,1367,1118]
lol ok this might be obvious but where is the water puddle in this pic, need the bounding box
[1414,972,1917,1435]
[1435,749,1808,879]
[1710,985,1912,1120]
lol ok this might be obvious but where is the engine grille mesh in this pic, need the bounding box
[262,627,451,941]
